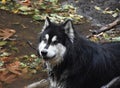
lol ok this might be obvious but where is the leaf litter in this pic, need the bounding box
[0,0,120,87]
[0,0,84,24]
[0,54,43,87]
[0,27,42,87]
[0,2,85,85]
[0,29,16,40]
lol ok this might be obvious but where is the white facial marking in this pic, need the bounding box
[46,45,56,58]
[47,43,66,65]
[56,43,66,61]
[45,34,49,40]
[38,41,47,56]
[52,35,57,42]
[38,34,66,69]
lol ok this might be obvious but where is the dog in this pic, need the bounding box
[37,17,120,88]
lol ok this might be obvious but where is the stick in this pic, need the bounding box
[25,79,49,88]
[101,76,120,88]
[87,17,120,38]
[26,40,37,51]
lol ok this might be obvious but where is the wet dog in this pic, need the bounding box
[37,17,120,88]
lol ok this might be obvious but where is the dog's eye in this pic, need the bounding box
[43,38,47,43]
[52,41,58,45]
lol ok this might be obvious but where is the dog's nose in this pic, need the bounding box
[41,50,47,56]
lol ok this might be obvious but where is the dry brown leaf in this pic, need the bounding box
[0,70,9,80]
[0,29,16,40]
[4,74,17,83]
[19,0,31,6]
[22,68,28,74]
[0,82,3,88]
[0,71,17,83]
[6,61,22,75]
[1,57,13,63]
[39,0,43,3]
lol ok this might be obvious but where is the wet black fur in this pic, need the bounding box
[39,21,120,88]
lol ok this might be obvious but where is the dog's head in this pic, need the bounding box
[38,17,75,66]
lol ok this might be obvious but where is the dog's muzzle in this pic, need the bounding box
[40,50,56,60]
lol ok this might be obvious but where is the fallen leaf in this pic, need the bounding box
[112,13,118,17]
[39,0,43,3]
[19,0,31,6]
[111,37,120,42]
[19,6,32,12]
[0,41,7,46]
[6,61,22,75]
[94,6,101,11]
[0,57,13,63]
[0,52,11,57]
[4,74,17,83]
[0,71,17,83]
[0,82,3,88]
[1,0,6,4]
[0,29,16,40]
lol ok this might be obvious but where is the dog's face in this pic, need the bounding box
[38,17,74,66]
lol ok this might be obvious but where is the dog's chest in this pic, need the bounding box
[48,70,68,88]
[45,62,68,88]
[49,77,64,88]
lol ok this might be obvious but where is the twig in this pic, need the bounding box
[26,41,37,51]
[25,79,49,88]
[101,76,120,88]
[87,17,120,38]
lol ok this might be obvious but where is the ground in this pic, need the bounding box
[0,0,120,88]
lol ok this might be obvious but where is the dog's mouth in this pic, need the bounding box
[42,55,56,61]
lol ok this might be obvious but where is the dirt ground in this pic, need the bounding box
[0,9,47,88]
[0,0,120,88]
[0,9,92,88]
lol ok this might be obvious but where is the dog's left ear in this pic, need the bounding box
[42,17,51,32]
[63,19,74,43]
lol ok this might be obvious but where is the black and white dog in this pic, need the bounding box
[37,17,120,88]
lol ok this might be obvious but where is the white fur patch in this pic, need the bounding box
[64,21,74,43]
[52,35,57,42]
[38,40,47,56]
[45,34,49,41]
[46,45,56,58]
[38,35,66,70]
[50,78,57,87]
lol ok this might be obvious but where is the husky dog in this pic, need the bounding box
[37,17,120,88]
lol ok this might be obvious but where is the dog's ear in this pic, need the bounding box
[42,17,51,32]
[63,19,74,43]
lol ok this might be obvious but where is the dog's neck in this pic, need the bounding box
[45,60,68,88]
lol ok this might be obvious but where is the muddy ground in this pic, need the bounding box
[0,9,92,88]
[0,0,120,88]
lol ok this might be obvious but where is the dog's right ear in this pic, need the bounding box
[42,17,51,32]
[63,19,74,43]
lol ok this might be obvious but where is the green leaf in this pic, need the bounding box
[33,14,47,20]
[0,52,11,57]
[30,54,36,58]
[33,14,42,20]
[111,37,120,42]
[112,13,118,18]
[45,0,58,4]
[94,6,101,11]
[0,41,7,46]
[19,6,32,12]
[20,62,27,68]
[0,61,4,67]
